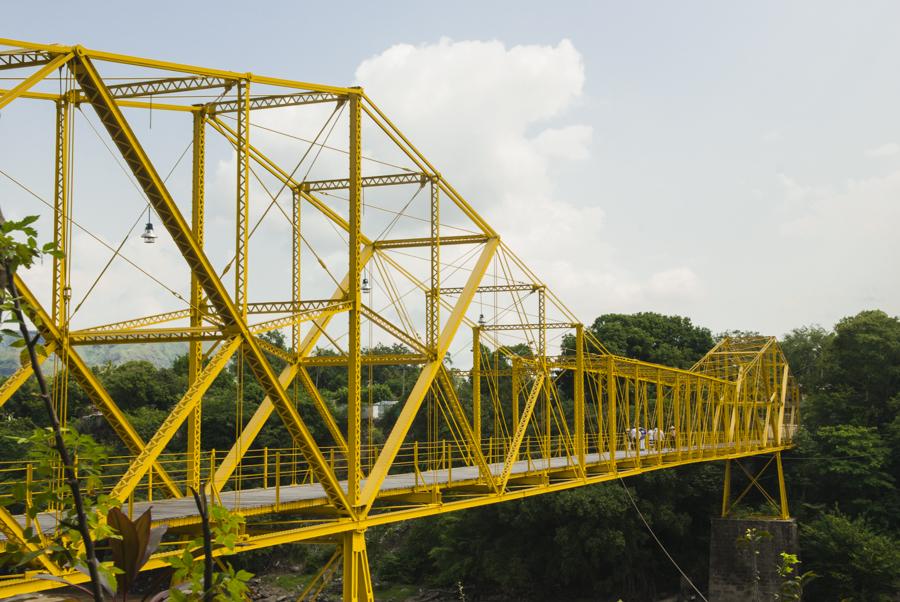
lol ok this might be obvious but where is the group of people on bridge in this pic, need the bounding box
[626,426,677,451]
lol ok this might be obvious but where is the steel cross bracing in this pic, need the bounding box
[0,39,801,601]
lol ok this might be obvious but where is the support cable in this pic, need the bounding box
[216,102,345,289]
[226,116,413,173]
[318,189,481,236]
[68,138,194,320]
[0,169,195,308]
[617,478,708,602]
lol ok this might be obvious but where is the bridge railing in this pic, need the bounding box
[0,421,796,525]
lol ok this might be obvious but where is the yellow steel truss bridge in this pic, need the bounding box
[0,39,800,601]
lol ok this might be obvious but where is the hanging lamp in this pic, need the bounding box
[141,207,157,243]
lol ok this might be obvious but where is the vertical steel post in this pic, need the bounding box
[472,326,481,448]
[52,98,70,329]
[538,289,549,459]
[511,358,520,436]
[292,187,302,351]
[235,80,250,316]
[674,375,683,460]
[25,463,32,516]
[427,178,440,352]
[685,379,694,453]
[655,369,664,460]
[538,287,546,359]
[596,373,603,456]
[342,530,373,602]
[208,449,216,493]
[187,109,205,492]
[574,324,585,469]
[51,97,71,502]
[347,91,363,508]
[413,440,419,487]
[776,364,789,446]
[632,378,642,466]
[607,355,617,472]
[275,451,281,510]
[776,451,790,519]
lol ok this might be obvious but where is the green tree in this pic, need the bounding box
[584,312,714,369]
[780,325,831,390]
[815,310,900,427]
[792,425,895,524]
[800,512,900,600]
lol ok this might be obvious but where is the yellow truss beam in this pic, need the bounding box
[0,52,72,110]
[0,344,54,409]
[0,505,59,574]
[0,38,353,95]
[70,52,351,513]
[436,366,497,492]
[109,338,240,501]
[498,372,546,491]
[211,246,375,492]
[14,277,181,497]
[359,238,498,513]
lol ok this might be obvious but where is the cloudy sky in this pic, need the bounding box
[3,1,899,337]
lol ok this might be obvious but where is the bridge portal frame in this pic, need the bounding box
[0,39,799,601]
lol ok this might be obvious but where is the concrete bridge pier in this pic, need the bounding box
[708,454,798,601]
[708,517,798,601]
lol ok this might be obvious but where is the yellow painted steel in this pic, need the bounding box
[52,97,70,327]
[187,109,206,492]
[109,338,241,501]
[0,52,72,110]
[348,91,363,509]
[0,40,800,601]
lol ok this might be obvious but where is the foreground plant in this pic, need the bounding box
[775,551,816,601]
[0,210,108,601]
[163,486,252,601]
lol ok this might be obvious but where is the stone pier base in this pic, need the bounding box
[708,517,798,601]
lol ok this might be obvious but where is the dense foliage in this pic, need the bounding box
[369,311,900,600]
[1,310,898,599]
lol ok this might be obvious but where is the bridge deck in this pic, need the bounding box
[11,442,760,536]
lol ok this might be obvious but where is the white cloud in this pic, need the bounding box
[647,267,701,299]
[355,38,693,322]
[779,168,900,239]
[533,125,593,160]
[865,142,900,158]
[767,167,900,328]
[778,173,812,202]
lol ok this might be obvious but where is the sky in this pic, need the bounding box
[2,1,899,338]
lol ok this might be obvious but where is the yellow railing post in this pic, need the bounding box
[25,463,32,506]
[414,441,419,488]
[526,435,532,471]
[263,447,268,489]
[25,463,33,528]
[275,451,281,511]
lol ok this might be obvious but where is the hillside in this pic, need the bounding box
[0,338,187,376]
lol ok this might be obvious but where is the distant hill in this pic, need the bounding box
[0,336,186,376]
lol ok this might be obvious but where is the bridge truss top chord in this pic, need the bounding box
[0,38,799,601]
